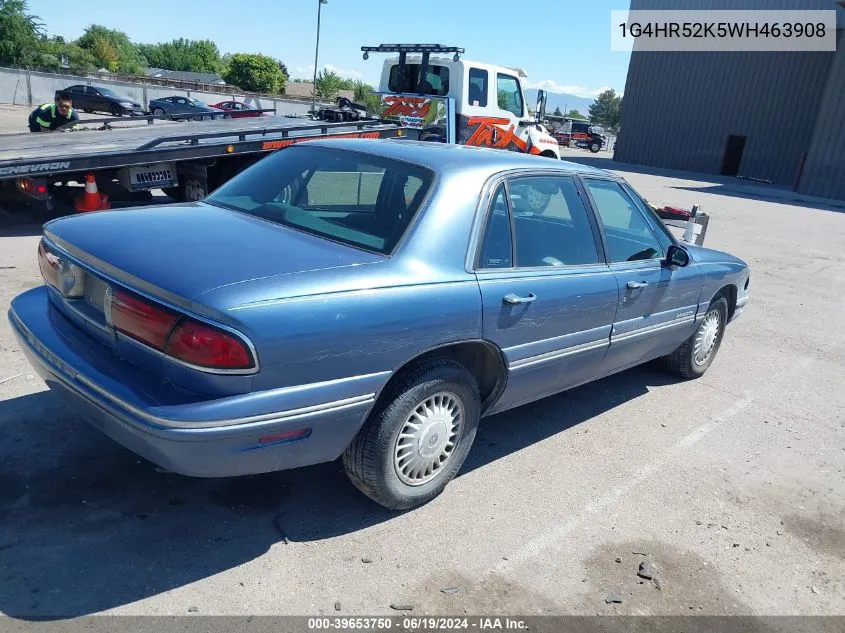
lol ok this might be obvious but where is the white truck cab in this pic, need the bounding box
[367,44,561,160]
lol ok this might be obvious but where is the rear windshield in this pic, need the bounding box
[205,146,434,254]
[388,63,450,96]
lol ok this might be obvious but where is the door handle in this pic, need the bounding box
[627,280,649,289]
[503,292,537,305]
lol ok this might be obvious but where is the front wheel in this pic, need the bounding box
[590,141,601,153]
[343,361,481,510]
[661,296,728,379]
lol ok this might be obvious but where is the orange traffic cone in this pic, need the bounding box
[74,173,110,212]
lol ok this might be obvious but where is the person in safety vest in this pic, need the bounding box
[28,91,80,132]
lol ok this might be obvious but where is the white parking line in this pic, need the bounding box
[490,394,754,573]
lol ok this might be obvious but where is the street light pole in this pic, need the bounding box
[312,0,327,116]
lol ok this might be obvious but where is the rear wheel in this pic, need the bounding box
[343,361,481,510]
[662,296,728,379]
[153,108,166,116]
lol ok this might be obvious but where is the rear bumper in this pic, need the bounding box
[8,287,379,477]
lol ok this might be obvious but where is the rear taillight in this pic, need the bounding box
[107,288,254,371]
[109,289,179,350]
[165,320,253,370]
[37,239,59,287]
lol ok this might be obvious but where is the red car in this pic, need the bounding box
[209,101,264,118]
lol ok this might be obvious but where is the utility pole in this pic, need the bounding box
[311,0,328,116]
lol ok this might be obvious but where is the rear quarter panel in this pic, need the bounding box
[215,263,483,394]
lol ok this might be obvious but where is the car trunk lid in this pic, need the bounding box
[43,201,386,305]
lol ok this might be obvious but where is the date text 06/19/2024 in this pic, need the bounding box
[307,617,528,630]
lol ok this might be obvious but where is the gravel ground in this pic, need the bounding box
[0,141,843,621]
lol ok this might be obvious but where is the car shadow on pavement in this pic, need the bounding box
[558,156,845,214]
[0,365,676,619]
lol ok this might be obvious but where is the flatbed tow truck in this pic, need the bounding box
[0,114,418,216]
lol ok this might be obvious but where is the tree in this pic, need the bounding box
[315,69,344,100]
[588,89,622,132]
[352,80,381,114]
[567,109,586,120]
[553,106,562,116]
[223,52,285,93]
[138,38,223,74]
[0,0,45,68]
[37,38,98,73]
[277,59,289,80]
[76,25,146,74]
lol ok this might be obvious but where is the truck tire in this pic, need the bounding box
[343,360,481,510]
[590,141,601,153]
[661,295,728,379]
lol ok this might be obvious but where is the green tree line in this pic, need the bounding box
[0,0,326,96]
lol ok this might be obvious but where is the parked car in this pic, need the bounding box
[57,85,145,117]
[210,100,265,118]
[8,140,750,510]
[148,96,224,120]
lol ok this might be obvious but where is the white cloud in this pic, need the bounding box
[524,80,613,98]
[293,63,363,81]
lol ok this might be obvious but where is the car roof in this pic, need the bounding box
[298,138,616,178]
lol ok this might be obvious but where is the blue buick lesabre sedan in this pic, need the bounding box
[8,139,750,510]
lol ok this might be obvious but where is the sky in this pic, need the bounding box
[25,0,633,98]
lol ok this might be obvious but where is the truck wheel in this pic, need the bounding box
[661,296,728,379]
[590,142,601,153]
[343,360,481,510]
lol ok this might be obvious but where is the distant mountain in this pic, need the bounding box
[524,89,594,118]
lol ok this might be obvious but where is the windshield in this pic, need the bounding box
[98,87,120,98]
[190,99,207,107]
[206,146,434,254]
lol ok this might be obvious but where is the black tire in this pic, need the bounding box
[153,108,166,116]
[109,104,123,117]
[83,109,93,114]
[343,360,481,510]
[662,295,729,379]
[590,141,601,153]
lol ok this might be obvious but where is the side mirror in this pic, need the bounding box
[535,89,547,123]
[666,244,690,267]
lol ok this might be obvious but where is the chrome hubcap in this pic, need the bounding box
[394,392,463,486]
[694,310,720,365]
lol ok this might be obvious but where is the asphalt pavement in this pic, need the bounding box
[0,143,843,621]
